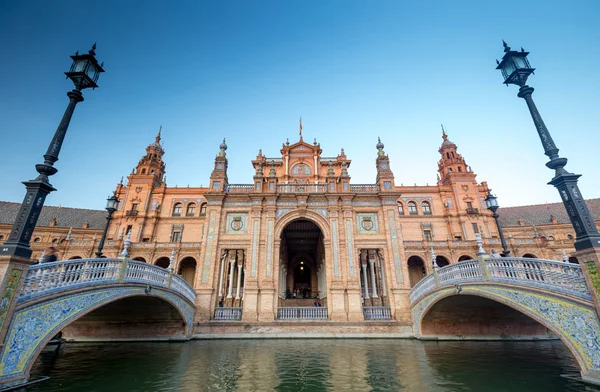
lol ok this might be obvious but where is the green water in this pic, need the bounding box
[23,339,598,391]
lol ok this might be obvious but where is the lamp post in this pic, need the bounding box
[496,41,600,252]
[485,192,510,256]
[95,195,118,258]
[0,44,104,259]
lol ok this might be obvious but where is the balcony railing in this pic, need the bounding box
[125,210,138,216]
[363,306,392,320]
[214,307,243,320]
[277,306,328,320]
[277,184,327,193]
[350,184,380,193]
[225,184,254,193]
[466,208,479,214]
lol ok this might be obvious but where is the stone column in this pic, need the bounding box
[369,258,378,298]
[217,251,226,297]
[235,264,243,300]
[226,254,236,299]
[361,263,370,299]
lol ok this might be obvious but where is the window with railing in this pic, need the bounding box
[171,231,182,242]
[422,202,432,215]
[397,202,404,216]
[186,203,196,216]
[172,203,182,217]
[408,202,418,215]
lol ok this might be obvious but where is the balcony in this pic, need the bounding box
[363,306,392,320]
[226,184,254,193]
[350,184,380,193]
[277,306,328,320]
[466,208,479,214]
[214,307,242,320]
[277,184,327,193]
[125,210,138,216]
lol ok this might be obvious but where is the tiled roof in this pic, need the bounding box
[499,198,600,227]
[0,201,106,230]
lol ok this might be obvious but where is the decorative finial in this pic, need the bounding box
[119,176,123,185]
[299,117,303,140]
[219,138,227,157]
[89,42,97,55]
[327,161,335,176]
[496,59,500,65]
[66,227,72,241]
[39,249,46,264]
[520,47,525,52]
[270,160,276,177]
[257,162,264,176]
[156,125,162,144]
[376,137,385,156]
[502,40,511,53]
[431,248,439,269]
[75,50,79,56]
[120,231,132,258]
[475,233,487,255]
[341,161,349,176]
[441,124,448,140]
[286,138,290,146]
[313,138,317,146]
[168,248,175,271]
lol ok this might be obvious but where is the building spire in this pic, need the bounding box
[156,125,162,144]
[299,117,303,140]
[441,124,447,141]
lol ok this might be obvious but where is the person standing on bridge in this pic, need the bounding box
[44,246,58,263]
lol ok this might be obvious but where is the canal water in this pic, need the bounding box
[24,339,598,391]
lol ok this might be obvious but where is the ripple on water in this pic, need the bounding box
[23,339,600,392]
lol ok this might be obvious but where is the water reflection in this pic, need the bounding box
[25,339,599,392]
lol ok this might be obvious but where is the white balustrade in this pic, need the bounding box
[214,307,243,320]
[410,257,592,305]
[277,307,328,320]
[19,258,196,304]
[363,306,392,320]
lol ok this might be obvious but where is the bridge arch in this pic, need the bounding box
[413,285,600,383]
[0,285,195,385]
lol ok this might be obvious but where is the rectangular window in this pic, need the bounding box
[423,230,433,241]
[472,223,479,234]
[131,203,138,211]
[126,225,132,235]
[454,236,462,241]
[466,202,473,209]
[171,231,182,242]
[142,237,150,243]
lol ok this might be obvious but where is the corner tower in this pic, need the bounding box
[437,127,474,186]
[134,127,166,187]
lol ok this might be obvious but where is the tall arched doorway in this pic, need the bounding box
[407,256,426,288]
[155,257,170,268]
[178,257,197,287]
[278,219,326,307]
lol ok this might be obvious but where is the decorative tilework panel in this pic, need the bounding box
[201,211,217,284]
[332,220,339,277]
[356,213,378,234]
[251,219,260,277]
[387,210,403,284]
[584,261,600,303]
[0,269,22,332]
[346,219,355,277]
[225,213,248,234]
[266,220,274,277]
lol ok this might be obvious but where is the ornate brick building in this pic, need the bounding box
[1,128,599,323]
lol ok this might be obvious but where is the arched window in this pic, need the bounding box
[52,238,59,244]
[422,202,432,215]
[186,203,196,217]
[33,237,40,242]
[397,203,404,216]
[567,234,574,240]
[446,152,450,159]
[408,202,418,216]
[200,203,207,216]
[141,168,146,174]
[172,203,182,217]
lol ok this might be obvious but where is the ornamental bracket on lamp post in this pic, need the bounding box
[0,44,105,259]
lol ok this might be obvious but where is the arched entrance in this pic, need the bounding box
[407,256,426,288]
[155,257,170,268]
[523,253,537,258]
[132,257,147,262]
[458,255,473,262]
[436,256,450,268]
[178,257,197,287]
[278,219,326,306]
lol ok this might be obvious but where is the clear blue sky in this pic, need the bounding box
[1,1,599,210]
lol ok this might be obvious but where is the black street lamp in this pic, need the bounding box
[485,192,510,256]
[0,44,104,259]
[496,41,600,252]
[95,195,118,258]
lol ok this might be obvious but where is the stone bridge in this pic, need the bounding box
[0,258,196,387]
[410,256,600,385]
